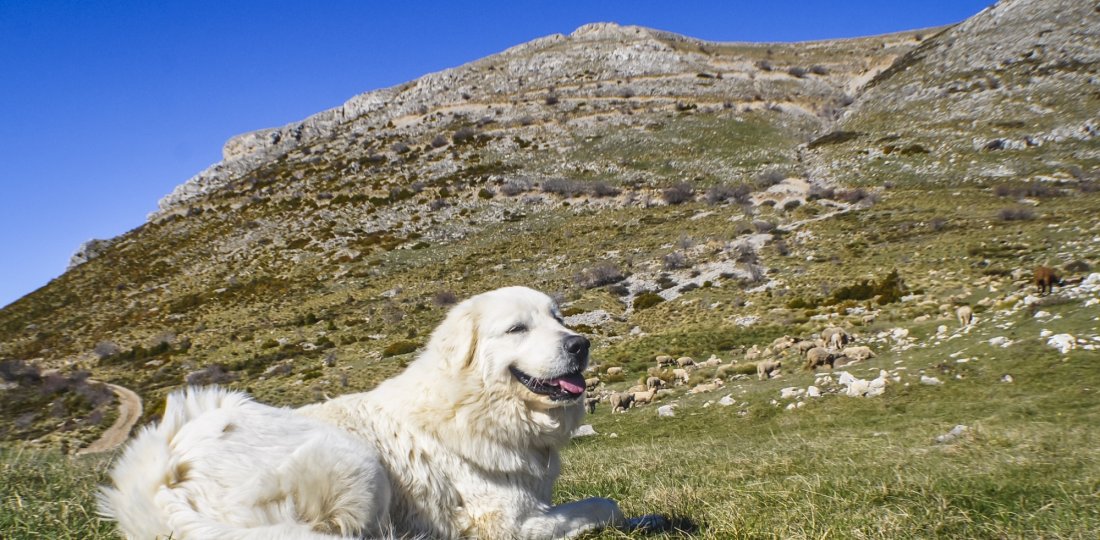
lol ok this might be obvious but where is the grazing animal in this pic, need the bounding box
[1034,266,1062,296]
[631,388,657,406]
[675,356,696,368]
[840,346,876,362]
[689,379,725,394]
[99,287,626,540]
[757,360,782,381]
[769,336,796,352]
[645,376,665,390]
[956,305,973,327]
[821,327,850,350]
[585,377,601,391]
[585,397,599,414]
[744,345,763,362]
[610,392,635,413]
[605,366,624,377]
[803,347,838,371]
[672,368,690,385]
[655,355,675,367]
[795,340,820,356]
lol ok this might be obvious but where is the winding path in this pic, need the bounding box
[78,383,142,455]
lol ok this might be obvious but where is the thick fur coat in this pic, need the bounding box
[99,287,624,539]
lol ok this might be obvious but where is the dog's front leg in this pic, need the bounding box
[518,497,625,540]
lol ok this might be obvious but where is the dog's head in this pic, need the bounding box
[428,286,590,409]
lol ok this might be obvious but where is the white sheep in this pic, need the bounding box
[605,366,624,376]
[956,305,973,327]
[673,368,690,385]
[584,377,601,391]
[632,388,658,406]
[769,336,796,352]
[676,356,696,368]
[821,327,851,350]
[840,346,876,362]
[757,360,782,380]
[744,345,763,362]
[645,376,665,390]
[610,392,634,413]
[584,397,599,414]
[655,355,675,367]
[702,355,723,368]
[795,340,820,356]
[803,347,838,371]
[689,378,725,394]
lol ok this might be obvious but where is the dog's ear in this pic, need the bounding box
[429,298,479,370]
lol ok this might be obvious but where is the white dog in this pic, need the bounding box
[99,286,625,539]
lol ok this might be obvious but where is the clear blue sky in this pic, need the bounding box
[0,0,992,308]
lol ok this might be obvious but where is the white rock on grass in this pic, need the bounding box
[988,336,1012,348]
[1001,374,1014,383]
[718,395,735,407]
[572,424,598,438]
[780,387,803,399]
[934,424,969,444]
[920,375,943,386]
[657,405,676,417]
[806,386,821,398]
[1047,334,1076,354]
[1040,329,1053,338]
[1033,310,1052,318]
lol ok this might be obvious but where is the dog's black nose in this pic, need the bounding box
[563,335,590,358]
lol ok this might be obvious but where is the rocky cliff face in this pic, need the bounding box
[150,22,925,220]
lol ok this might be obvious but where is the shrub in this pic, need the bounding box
[542,178,585,197]
[1064,260,1091,273]
[590,182,620,198]
[501,179,531,196]
[452,127,478,144]
[430,134,449,148]
[544,94,559,105]
[705,184,751,205]
[755,60,773,71]
[752,220,776,233]
[929,218,948,231]
[809,65,829,75]
[663,251,688,270]
[477,188,495,199]
[807,184,836,200]
[998,207,1035,221]
[391,142,411,154]
[431,290,459,307]
[754,169,785,188]
[382,341,419,358]
[662,183,695,205]
[788,66,807,78]
[93,341,121,359]
[633,292,665,311]
[837,188,878,204]
[574,263,625,289]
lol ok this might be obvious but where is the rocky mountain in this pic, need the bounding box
[2,0,1098,450]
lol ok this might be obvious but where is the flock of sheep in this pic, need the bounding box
[585,324,888,414]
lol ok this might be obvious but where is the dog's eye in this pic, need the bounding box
[507,323,528,334]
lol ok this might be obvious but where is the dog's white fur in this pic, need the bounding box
[99,287,624,539]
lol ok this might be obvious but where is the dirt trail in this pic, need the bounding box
[78,383,142,455]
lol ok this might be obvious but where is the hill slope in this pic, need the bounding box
[2,2,1100,536]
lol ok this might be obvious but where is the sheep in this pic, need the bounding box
[1034,265,1062,296]
[840,346,876,362]
[655,355,675,368]
[584,377,601,391]
[627,384,647,394]
[769,336,796,352]
[610,392,634,413]
[744,345,764,362]
[956,305,973,327]
[821,327,851,350]
[802,347,838,371]
[676,356,696,368]
[585,397,599,414]
[632,388,658,406]
[646,376,665,390]
[757,360,782,380]
[795,340,820,356]
[690,378,725,394]
[673,368,690,385]
[605,366,624,376]
[701,355,723,368]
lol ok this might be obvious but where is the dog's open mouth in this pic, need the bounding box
[509,366,586,401]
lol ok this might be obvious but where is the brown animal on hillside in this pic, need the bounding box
[1034,266,1062,296]
[802,347,838,371]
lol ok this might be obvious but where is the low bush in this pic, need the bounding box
[382,341,420,358]
[633,292,665,311]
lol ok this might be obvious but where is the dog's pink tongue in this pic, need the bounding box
[554,373,587,395]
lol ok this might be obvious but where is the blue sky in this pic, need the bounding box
[0,0,992,308]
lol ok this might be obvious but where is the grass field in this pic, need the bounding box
[3,278,1098,539]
